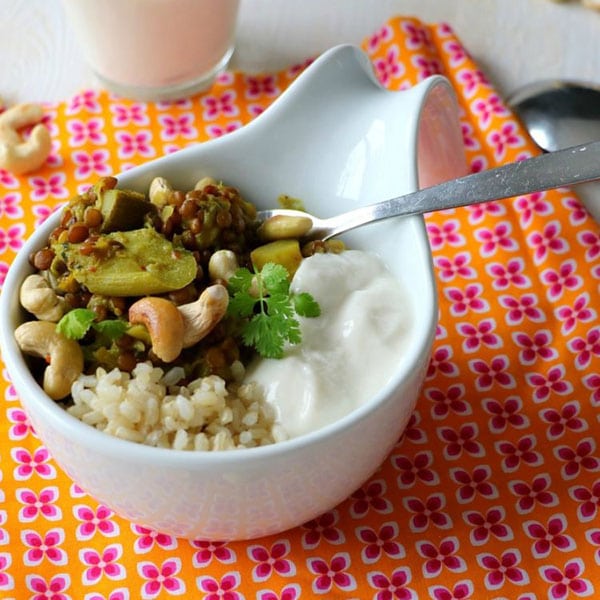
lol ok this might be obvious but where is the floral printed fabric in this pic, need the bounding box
[1,15,600,600]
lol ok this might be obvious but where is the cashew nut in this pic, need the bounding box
[15,320,84,400]
[178,284,229,348]
[208,249,239,283]
[20,274,66,322]
[258,214,313,241]
[148,176,173,207]
[194,176,217,191]
[128,296,185,362]
[0,103,52,175]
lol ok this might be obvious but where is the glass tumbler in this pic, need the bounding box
[61,0,240,101]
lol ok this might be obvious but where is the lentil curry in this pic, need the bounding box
[20,176,343,401]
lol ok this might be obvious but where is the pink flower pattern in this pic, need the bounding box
[443,283,489,316]
[392,450,440,487]
[455,318,501,353]
[191,539,236,567]
[197,571,243,600]
[137,558,185,598]
[429,580,474,600]
[424,383,471,419]
[109,103,149,127]
[570,479,600,522]
[567,327,600,370]
[427,219,466,249]
[482,395,529,433]
[528,221,570,265]
[476,549,529,589]
[307,553,357,594]
[474,221,519,256]
[367,566,416,599]
[356,522,405,564]
[554,438,600,480]
[434,252,477,281]
[374,46,406,85]
[463,506,513,546]
[509,474,559,514]
[514,191,553,227]
[73,504,118,540]
[486,257,532,289]
[539,559,594,599]
[26,573,71,600]
[0,192,22,219]
[494,434,543,472]
[131,524,177,553]
[540,401,587,441]
[437,423,485,460]
[499,293,545,325]
[6,406,35,439]
[487,122,525,160]
[403,493,452,532]
[523,514,576,558]
[158,114,198,140]
[66,117,107,146]
[247,540,296,581]
[556,292,596,334]
[22,527,67,565]
[541,259,583,301]
[416,536,466,578]
[11,446,56,480]
[349,480,393,517]
[450,465,499,503]
[72,149,111,179]
[79,544,125,584]
[302,511,345,549]
[16,486,61,522]
[526,365,573,403]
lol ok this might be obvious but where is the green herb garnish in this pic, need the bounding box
[228,262,320,359]
[56,308,128,341]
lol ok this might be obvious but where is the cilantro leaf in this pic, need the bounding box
[227,262,321,358]
[228,291,258,318]
[293,292,321,317]
[228,268,254,295]
[243,313,285,358]
[261,263,289,295]
[56,308,96,340]
[56,308,129,342]
[94,319,129,341]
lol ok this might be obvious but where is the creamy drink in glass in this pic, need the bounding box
[61,0,240,101]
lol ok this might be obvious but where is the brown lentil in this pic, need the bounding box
[32,248,55,271]
[117,351,137,373]
[83,207,102,228]
[67,223,90,244]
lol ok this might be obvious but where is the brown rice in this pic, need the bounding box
[68,361,287,450]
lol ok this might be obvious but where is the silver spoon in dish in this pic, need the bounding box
[507,80,600,153]
[257,140,600,242]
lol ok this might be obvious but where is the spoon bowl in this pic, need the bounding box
[508,80,600,153]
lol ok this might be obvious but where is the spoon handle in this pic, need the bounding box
[324,140,600,239]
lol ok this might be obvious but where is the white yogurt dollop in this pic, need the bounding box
[245,250,412,438]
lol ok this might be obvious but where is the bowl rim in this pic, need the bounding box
[0,44,448,466]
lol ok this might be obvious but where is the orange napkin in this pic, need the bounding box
[1,15,600,600]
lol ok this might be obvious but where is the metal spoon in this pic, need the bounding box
[507,80,600,153]
[257,140,600,242]
[507,80,600,223]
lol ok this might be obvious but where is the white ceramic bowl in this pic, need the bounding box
[0,45,466,540]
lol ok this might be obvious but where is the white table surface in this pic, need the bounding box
[1,0,600,221]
